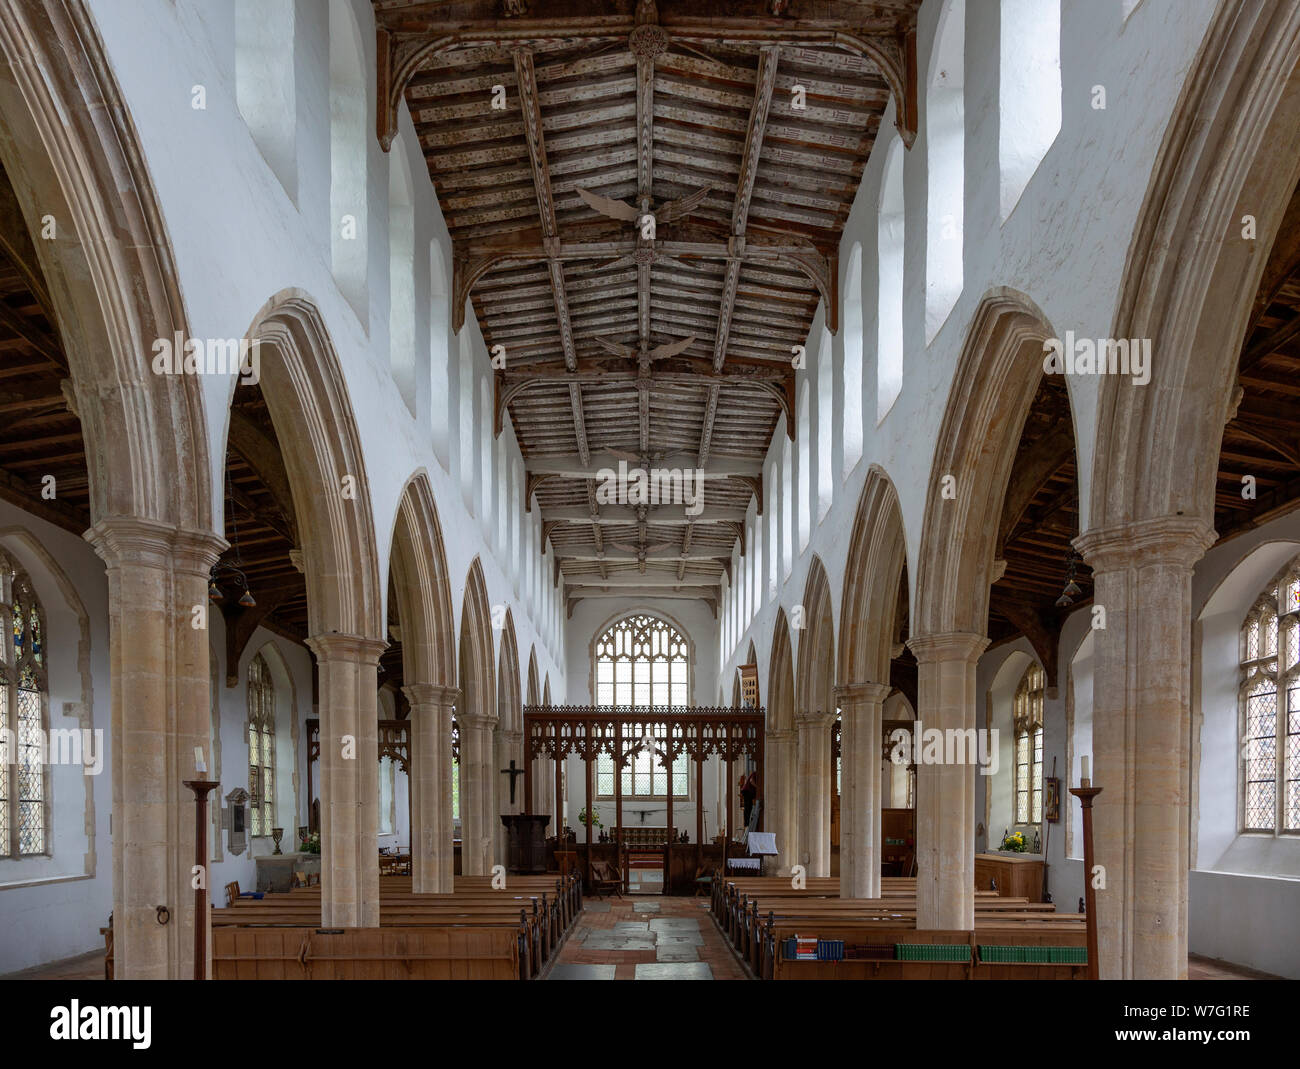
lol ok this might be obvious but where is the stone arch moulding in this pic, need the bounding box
[796,554,836,715]
[526,645,540,705]
[0,0,212,533]
[913,288,1059,640]
[838,467,909,686]
[497,608,521,735]
[767,608,795,732]
[387,470,456,689]
[243,289,383,642]
[459,556,497,722]
[585,604,698,707]
[1092,2,1300,537]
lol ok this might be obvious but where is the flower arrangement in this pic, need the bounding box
[999,830,1029,853]
[300,830,321,855]
[578,807,603,831]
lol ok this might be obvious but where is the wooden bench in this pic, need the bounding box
[212,926,519,980]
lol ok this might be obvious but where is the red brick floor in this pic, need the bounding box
[549,894,749,980]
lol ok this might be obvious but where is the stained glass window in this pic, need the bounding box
[1,560,49,857]
[1240,558,1300,833]
[1014,663,1045,826]
[592,615,691,798]
[247,653,275,837]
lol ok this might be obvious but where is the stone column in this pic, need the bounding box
[404,683,457,893]
[87,517,224,980]
[764,728,798,876]
[794,710,836,876]
[305,632,387,926]
[835,682,890,898]
[907,633,988,930]
[458,713,496,874]
[1075,516,1214,979]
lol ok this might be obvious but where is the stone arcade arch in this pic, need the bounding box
[766,609,796,876]
[911,289,1059,930]
[495,610,522,867]
[458,557,497,875]
[837,469,909,900]
[243,290,385,928]
[794,556,836,877]
[1082,2,1300,980]
[0,0,219,980]
[387,472,457,893]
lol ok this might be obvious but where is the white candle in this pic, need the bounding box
[1080,755,1090,783]
[194,746,207,774]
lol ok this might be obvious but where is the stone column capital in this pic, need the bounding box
[403,683,460,708]
[306,632,389,665]
[1073,515,1217,573]
[458,712,497,730]
[906,631,988,665]
[765,728,797,742]
[794,709,837,728]
[501,730,524,746]
[86,515,227,571]
[834,681,891,707]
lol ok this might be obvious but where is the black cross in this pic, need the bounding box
[500,760,526,805]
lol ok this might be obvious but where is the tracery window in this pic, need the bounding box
[1014,663,1045,824]
[1240,559,1300,833]
[593,615,690,798]
[247,653,275,837]
[0,559,49,857]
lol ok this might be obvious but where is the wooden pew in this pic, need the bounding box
[214,874,583,979]
[212,926,520,980]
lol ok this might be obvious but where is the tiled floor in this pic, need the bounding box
[545,894,749,980]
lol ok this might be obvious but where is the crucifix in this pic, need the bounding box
[500,760,526,806]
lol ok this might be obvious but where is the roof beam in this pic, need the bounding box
[377,4,918,152]
[560,548,730,564]
[526,452,761,479]
[542,504,747,526]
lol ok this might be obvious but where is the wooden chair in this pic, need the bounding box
[225,881,240,907]
[591,859,623,899]
[692,865,713,897]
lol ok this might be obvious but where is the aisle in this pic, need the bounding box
[544,894,748,980]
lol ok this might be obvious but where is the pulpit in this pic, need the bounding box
[501,813,551,874]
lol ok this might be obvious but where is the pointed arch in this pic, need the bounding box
[797,555,836,715]
[914,289,1058,639]
[459,557,496,724]
[497,609,521,736]
[458,556,496,874]
[0,0,211,532]
[526,645,540,706]
[839,468,909,685]
[542,673,551,706]
[387,471,455,688]
[768,611,795,732]
[243,290,383,641]
[767,609,797,873]
[1092,3,1300,535]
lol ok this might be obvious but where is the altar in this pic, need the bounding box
[254,851,321,893]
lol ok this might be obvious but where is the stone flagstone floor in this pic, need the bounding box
[544,894,748,980]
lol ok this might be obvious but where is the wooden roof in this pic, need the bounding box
[376,0,922,615]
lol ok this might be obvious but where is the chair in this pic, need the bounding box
[692,865,713,897]
[224,881,240,907]
[591,859,623,899]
